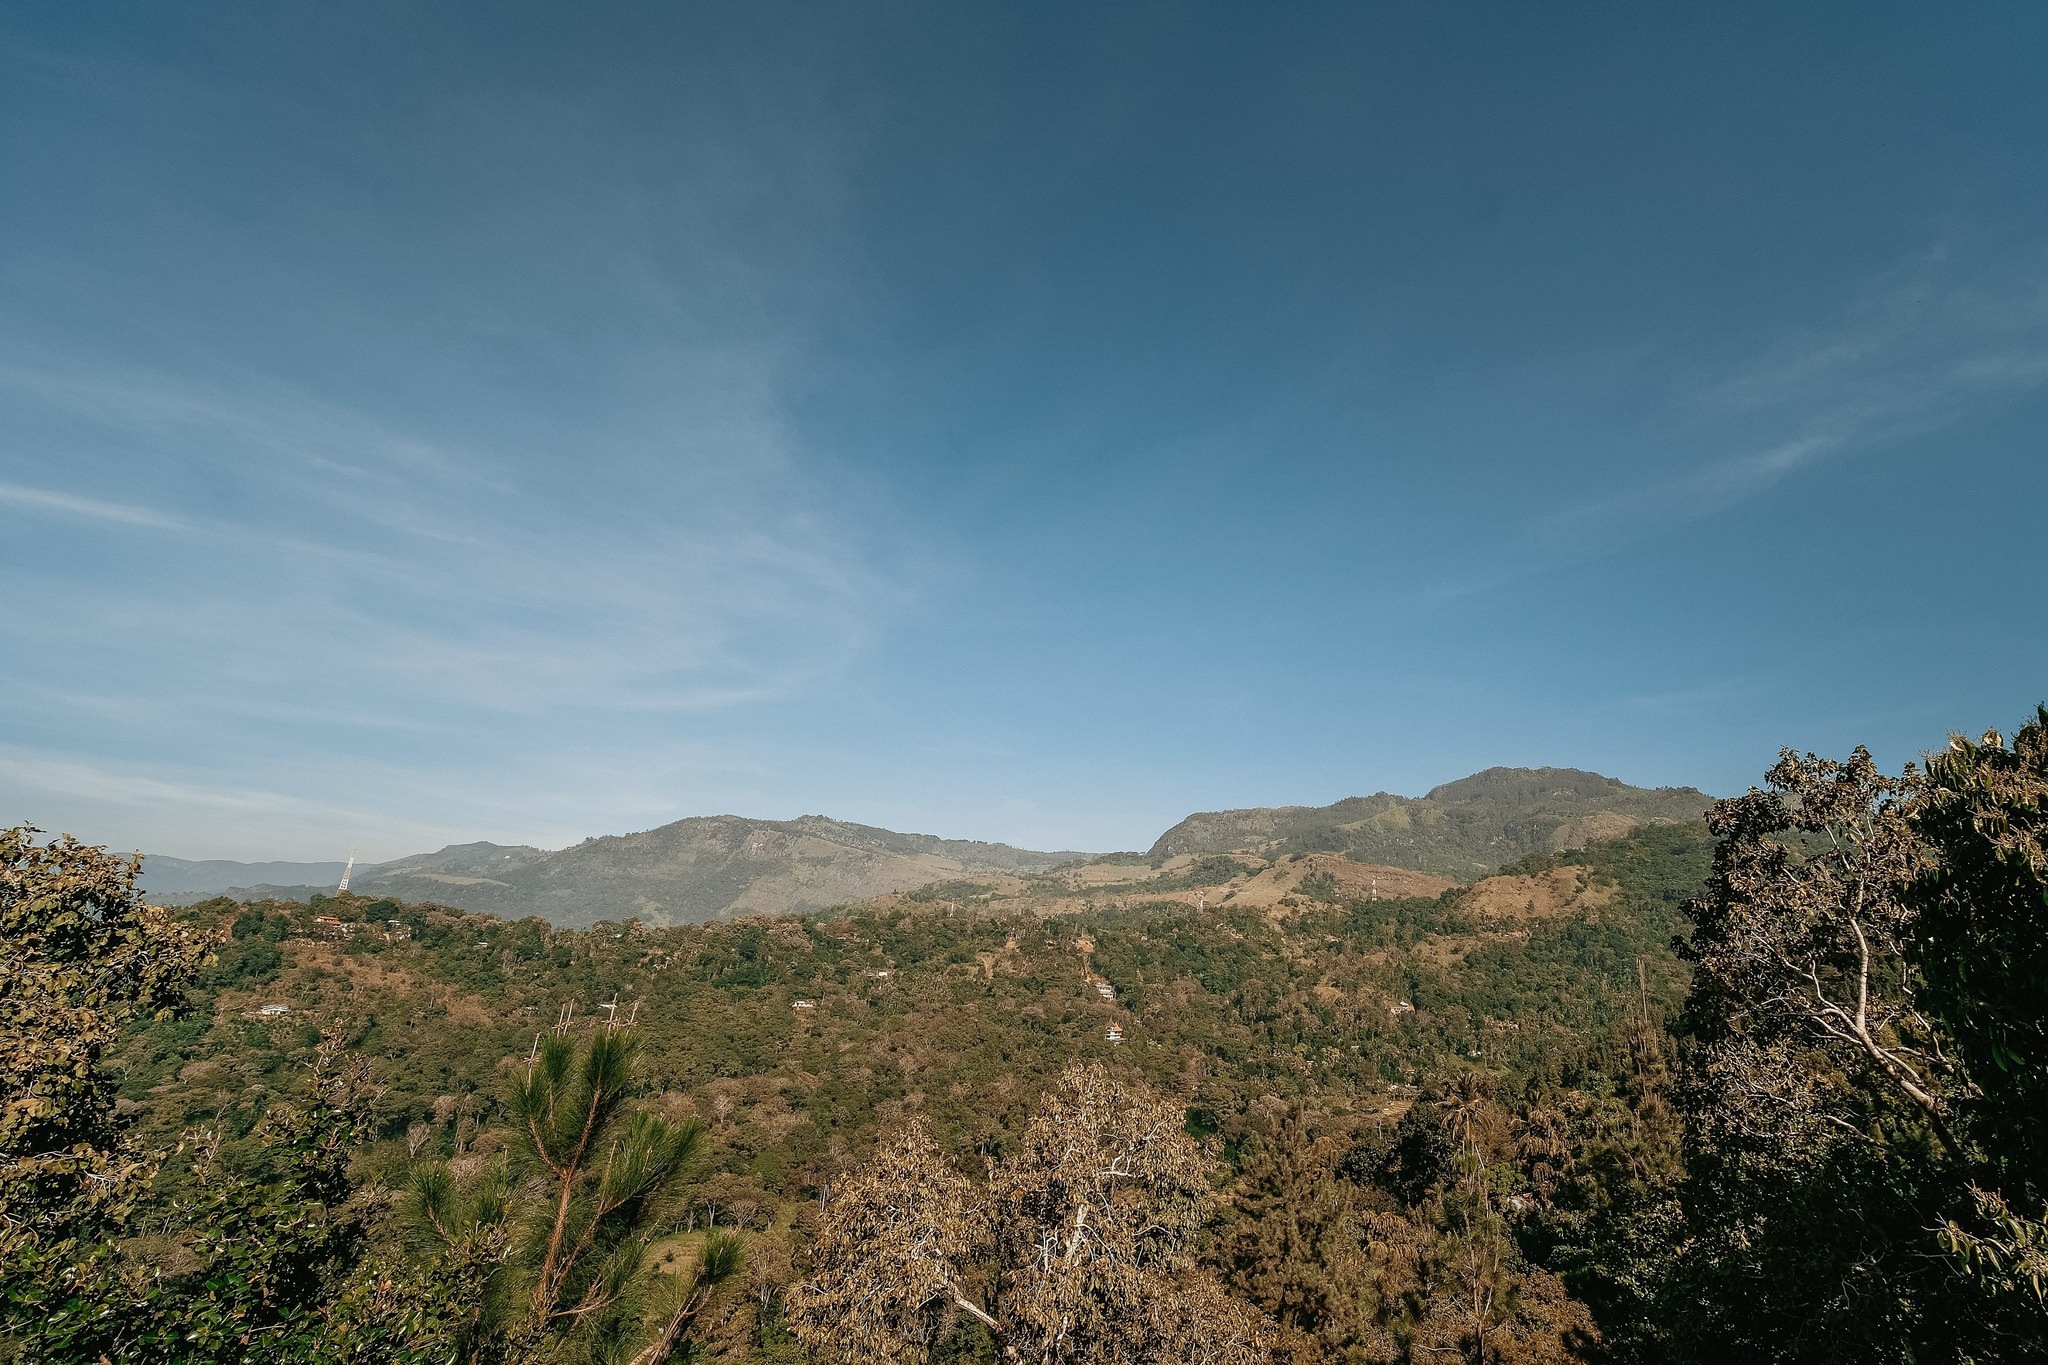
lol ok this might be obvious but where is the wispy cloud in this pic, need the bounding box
[0,480,191,531]
[0,746,359,821]
[0,334,914,857]
[0,344,897,715]
[1591,674,1771,717]
[1624,246,2048,513]
[1431,244,2048,600]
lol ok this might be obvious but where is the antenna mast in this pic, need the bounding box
[337,848,357,894]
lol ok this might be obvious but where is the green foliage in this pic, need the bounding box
[1152,771,1711,880]
[1185,855,1254,887]
[1563,819,1714,907]
[1295,869,1341,903]
[86,1045,395,1364]
[76,817,1726,1363]
[205,933,285,988]
[41,734,2048,1365]
[0,829,482,1363]
[1910,712,2048,1200]
[1223,1079,1601,1362]
[1941,1187,2048,1317]
[904,881,992,904]
[406,1023,733,1364]
[0,827,216,1351]
[1668,730,2048,1363]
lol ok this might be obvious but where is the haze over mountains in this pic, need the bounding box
[137,857,355,895]
[144,815,1084,927]
[141,766,1713,926]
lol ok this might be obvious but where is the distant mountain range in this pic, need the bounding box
[143,815,1084,927]
[141,767,1713,925]
[139,856,354,894]
[1149,766,1713,882]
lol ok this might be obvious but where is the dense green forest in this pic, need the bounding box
[4,713,2046,1362]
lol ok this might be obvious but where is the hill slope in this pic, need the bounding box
[1148,766,1712,881]
[343,816,1082,927]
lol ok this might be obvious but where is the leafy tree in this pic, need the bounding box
[1913,713,2048,1338]
[0,826,213,1351]
[0,827,425,1363]
[1681,750,1958,1153]
[1512,1010,1683,1364]
[1217,1113,1369,1358]
[1295,871,1341,904]
[790,1063,1276,1365]
[1670,737,2048,1361]
[1221,1081,1601,1365]
[1911,715,2048,1195]
[111,1041,394,1363]
[785,1122,984,1363]
[1398,1076,1597,1365]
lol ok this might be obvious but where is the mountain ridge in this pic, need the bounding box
[137,856,353,895]
[144,766,1713,924]
[1148,766,1712,882]
[148,813,1086,927]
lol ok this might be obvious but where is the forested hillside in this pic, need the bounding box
[7,719,2046,1364]
[84,822,1705,1361]
[121,823,1707,1180]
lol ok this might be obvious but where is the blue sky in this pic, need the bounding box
[3,2,2045,860]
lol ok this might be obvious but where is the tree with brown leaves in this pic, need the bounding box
[1223,1088,1598,1365]
[1681,747,1958,1157]
[790,1062,1276,1365]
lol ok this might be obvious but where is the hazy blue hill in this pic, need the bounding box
[368,841,548,876]
[138,855,350,896]
[142,819,1084,925]
[1147,766,1713,881]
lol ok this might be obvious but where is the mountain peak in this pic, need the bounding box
[1422,765,1695,806]
[1148,766,1712,881]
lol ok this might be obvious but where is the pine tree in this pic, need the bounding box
[407,1018,741,1364]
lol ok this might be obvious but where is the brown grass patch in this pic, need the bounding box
[1456,866,1615,925]
[285,941,497,1027]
